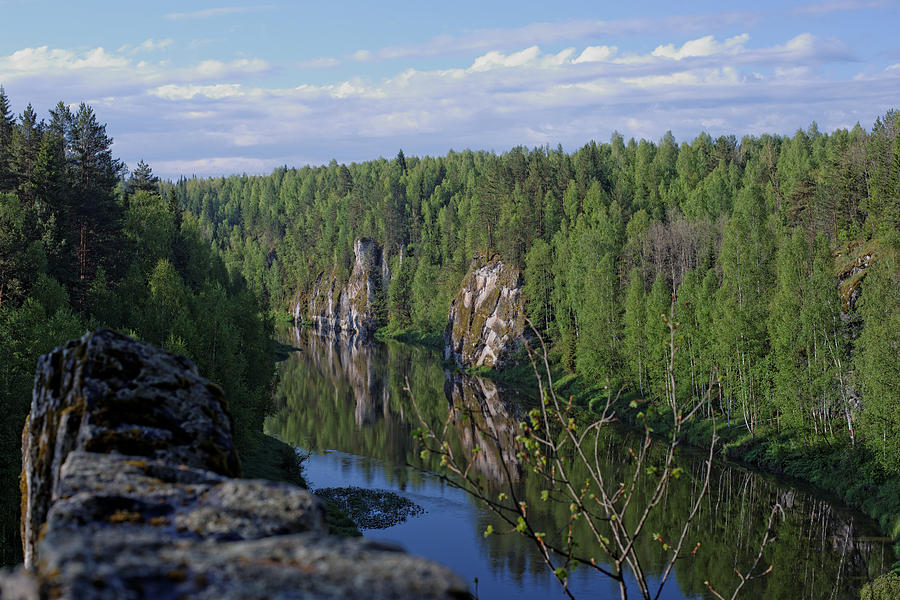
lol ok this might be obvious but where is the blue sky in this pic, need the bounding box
[1,0,898,179]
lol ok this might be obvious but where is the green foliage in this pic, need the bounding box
[523,239,554,334]
[860,572,900,600]
[2,88,898,571]
[855,234,900,473]
[0,95,278,565]
[623,268,647,396]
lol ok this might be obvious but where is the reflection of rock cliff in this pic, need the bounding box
[444,258,527,369]
[444,372,523,484]
[300,327,390,427]
[2,330,467,600]
[298,238,389,341]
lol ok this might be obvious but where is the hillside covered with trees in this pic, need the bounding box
[171,111,899,531]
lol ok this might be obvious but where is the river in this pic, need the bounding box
[266,328,893,599]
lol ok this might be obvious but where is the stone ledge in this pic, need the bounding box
[4,329,469,599]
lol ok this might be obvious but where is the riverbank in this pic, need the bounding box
[599,397,900,563]
[379,325,900,564]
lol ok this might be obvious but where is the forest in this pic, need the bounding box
[169,109,899,536]
[0,86,898,568]
[174,111,897,457]
[0,89,275,563]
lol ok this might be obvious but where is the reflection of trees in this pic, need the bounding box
[268,328,890,599]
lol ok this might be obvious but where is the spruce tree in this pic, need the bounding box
[0,87,15,192]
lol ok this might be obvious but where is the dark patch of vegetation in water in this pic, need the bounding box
[316,486,425,530]
[271,338,301,363]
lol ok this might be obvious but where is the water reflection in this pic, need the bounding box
[267,328,891,599]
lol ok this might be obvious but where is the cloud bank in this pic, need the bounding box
[0,23,894,179]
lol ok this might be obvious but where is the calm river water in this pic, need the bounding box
[266,328,892,599]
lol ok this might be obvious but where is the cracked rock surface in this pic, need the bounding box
[444,257,527,369]
[2,329,469,600]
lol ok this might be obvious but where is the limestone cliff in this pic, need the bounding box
[1,329,468,600]
[444,258,527,369]
[298,238,388,341]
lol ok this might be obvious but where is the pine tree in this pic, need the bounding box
[0,87,15,192]
[523,239,554,334]
[11,104,42,203]
[129,159,159,193]
[65,103,125,292]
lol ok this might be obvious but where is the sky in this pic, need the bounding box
[0,0,898,180]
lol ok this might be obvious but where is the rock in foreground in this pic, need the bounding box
[4,329,469,600]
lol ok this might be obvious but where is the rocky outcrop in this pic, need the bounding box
[3,329,468,600]
[299,238,388,341]
[444,258,527,369]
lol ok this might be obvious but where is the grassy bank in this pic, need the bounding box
[545,374,900,566]
[375,325,444,349]
[242,430,361,538]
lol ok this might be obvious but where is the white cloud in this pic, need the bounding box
[652,34,749,60]
[152,156,277,176]
[192,58,270,78]
[149,84,244,101]
[118,38,174,54]
[2,28,890,181]
[330,12,759,64]
[297,57,342,69]
[774,66,813,79]
[470,46,542,71]
[0,45,271,89]
[574,45,618,64]
[0,46,129,74]
[135,38,174,53]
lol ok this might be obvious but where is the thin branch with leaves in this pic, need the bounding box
[407,298,781,599]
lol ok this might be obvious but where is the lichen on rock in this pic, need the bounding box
[4,329,469,600]
[444,257,528,370]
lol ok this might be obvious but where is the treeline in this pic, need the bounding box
[0,89,275,564]
[174,113,899,477]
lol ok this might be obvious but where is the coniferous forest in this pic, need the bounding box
[0,90,275,563]
[0,86,898,572]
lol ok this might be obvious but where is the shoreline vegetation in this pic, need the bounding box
[374,324,900,564]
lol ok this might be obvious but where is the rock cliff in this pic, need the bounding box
[444,258,527,369]
[1,329,468,600]
[299,238,388,341]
